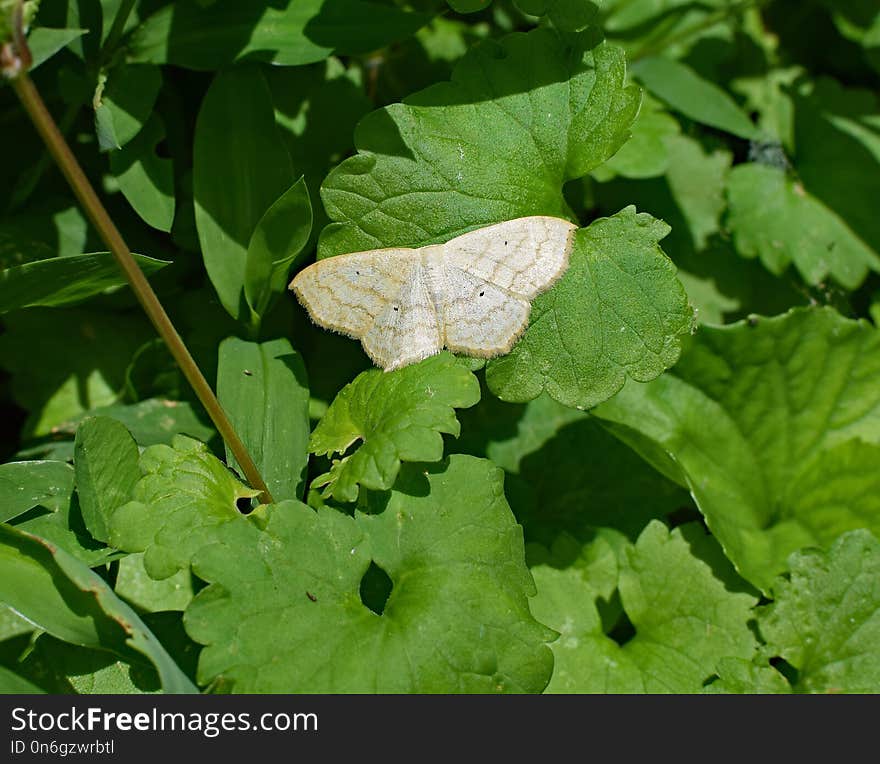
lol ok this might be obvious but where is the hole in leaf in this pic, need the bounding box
[359,561,392,615]
[236,496,255,514]
[606,609,636,647]
[769,656,799,686]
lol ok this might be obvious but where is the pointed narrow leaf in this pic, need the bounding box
[631,56,760,140]
[243,177,312,322]
[0,252,169,313]
[0,525,196,693]
[194,65,296,321]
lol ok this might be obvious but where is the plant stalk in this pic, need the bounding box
[8,69,274,504]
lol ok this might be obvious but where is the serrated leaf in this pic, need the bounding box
[630,56,760,140]
[319,29,640,259]
[727,164,880,289]
[217,337,310,502]
[243,177,312,323]
[109,114,175,232]
[593,307,880,591]
[109,436,260,580]
[309,353,480,502]
[0,252,169,313]
[194,65,296,322]
[0,525,196,693]
[74,416,141,544]
[129,0,432,70]
[0,461,74,523]
[485,207,693,409]
[759,530,880,693]
[530,522,758,692]
[703,656,791,694]
[186,456,554,692]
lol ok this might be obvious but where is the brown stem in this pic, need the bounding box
[9,71,274,504]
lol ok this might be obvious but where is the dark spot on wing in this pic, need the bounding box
[479,291,485,297]
[393,306,399,312]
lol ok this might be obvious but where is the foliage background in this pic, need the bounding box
[0,0,879,693]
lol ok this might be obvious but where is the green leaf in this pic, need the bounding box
[109,436,260,580]
[109,114,176,232]
[26,27,87,70]
[74,416,141,544]
[727,163,880,289]
[0,252,169,313]
[597,132,731,257]
[0,461,74,523]
[447,0,491,12]
[309,353,480,502]
[0,524,196,693]
[268,58,371,242]
[319,29,640,259]
[485,207,693,409]
[454,393,690,543]
[194,65,296,322]
[704,657,791,694]
[186,456,554,692]
[759,530,880,693]
[0,308,152,437]
[217,337,310,502]
[114,553,194,614]
[630,56,760,140]
[129,0,432,70]
[593,307,880,592]
[34,399,216,461]
[30,638,162,694]
[94,64,163,151]
[0,665,44,693]
[243,177,312,323]
[530,522,758,692]
[595,94,681,180]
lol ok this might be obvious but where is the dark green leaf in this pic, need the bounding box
[243,177,312,323]
[109,114,176,232]
[74,416,141,544]
[27,27,87,70]
[194,65,296,322]
[0,252,169,313]
[217,337,310,502]
[0,461,74,523]
[94,63,163,151]
[129,0,432,70]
